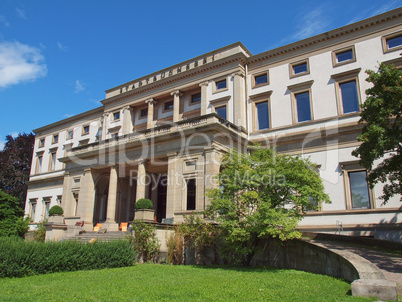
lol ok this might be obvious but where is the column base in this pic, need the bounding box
[103,222,119,232]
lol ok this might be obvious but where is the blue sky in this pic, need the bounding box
[0,0,401,149]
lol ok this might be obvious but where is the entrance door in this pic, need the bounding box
[156,175,167,222]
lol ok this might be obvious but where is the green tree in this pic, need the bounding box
[352,63,402,203]
[0,133,35,209]
[205,147,330,265]
[0,189,28,237]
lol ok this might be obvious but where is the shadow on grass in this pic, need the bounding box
[186,264,287,274]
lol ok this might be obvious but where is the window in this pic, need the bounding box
[332,46,356,67]
[214,79,227,92]
[44,200,51,219]
[139,108,148,118]
[52,134,58,144]
[290,59,309,78]
[331,68,361,115]
[57,195,62,207]
[288,80,314,124]
[186,179,196,211]
[82,125,90,135]
[348,171,371,209]
[382,32,402,53]
[255,101,270,130]
[164,100,174,112]
[252,72,269,88]
[191,93,201,104]
[73,193,79,216]
[36,154,43,174]
[39,138,45,148]
[113,111,120,121]
[67,130,74,140]
[49,151,56,171]
[29,200,37,221]
[111,132,119,139]
[294,92,312,123]
[215,106,227,119]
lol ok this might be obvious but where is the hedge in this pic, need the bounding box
[0,237,137,278]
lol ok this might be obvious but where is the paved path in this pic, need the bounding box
[312,240,402,295]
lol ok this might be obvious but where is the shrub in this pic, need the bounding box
[0,237,137,278]
[128,221,160,263]
[135,199,153,210]
[48,205,63,215]
[33,220,47,242]
[166,226,184,265]
[0,190,24,237]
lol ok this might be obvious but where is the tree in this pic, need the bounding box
[0,132,35,209]
[205,147,330,265]
[352,63,402,203]
[0,189,29,237]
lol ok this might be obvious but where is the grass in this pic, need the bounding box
[0,264,376,302]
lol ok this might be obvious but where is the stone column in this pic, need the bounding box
[105,165,119,231]
[135,161,146,201]
[199,81,209,115]
[165,153,178,219]
[170,90,182,122]
[233,72,246,129]
[122,106,133,134]
[146,98,156,129]
[61,172,72,216]
[101,112,109,140]
[78,168,96,230]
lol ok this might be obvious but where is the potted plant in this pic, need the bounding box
[134,199,154,222]
[48,205,64,224]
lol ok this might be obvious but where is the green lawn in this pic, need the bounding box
[0,264,375,302]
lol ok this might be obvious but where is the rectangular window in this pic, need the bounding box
[253,72,269,88]
[191,93,201,104]
[186,179,196,211]
[164,101,174,111]
[215,106,227,119]
[57,195,62,207]
[340,80,360,114]
[30,201,37,221]
[82,125,90,135]
[332,46,356,67]
[255,101,270,130]
[382,32,402,53]
[50,152,56,171]
[215,79,227,91]
[290,60,309,78]
[387,35,402,49]
[67,130,74,140]
[73,193,79,216]
[36,155,43,174]
[295,91,312,123]
[348,171,371,209]
[336,50,353,63]
[44,201,50,219]
[140,108,148,118]
[113,111,120,121]
[52,134,58,144]
[39,138,45,148]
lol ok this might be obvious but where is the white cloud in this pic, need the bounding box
[0,139,4,150]
[0,41,47,88]
[74,80,84,93]
[16,8,27,20]
[348,0,402,24]
[57,42,68,52]
[64,113,73,118]
[291,7,330,41]
[0,15,10,27]
[10,132,19,138]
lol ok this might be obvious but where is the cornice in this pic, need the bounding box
[247,7,402,65]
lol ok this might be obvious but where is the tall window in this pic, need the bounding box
[186,179,196,211]
[215,106,227,119]
[67,130,74,140]
[50,152,56,171]
[73,193,79,216]
[255,101,269,130]
[294,91,312,122]
[348,171,371,209]
[340,80,360,114]
[36,155,43,174]
[52,134,58,144]
[30,200,37,221]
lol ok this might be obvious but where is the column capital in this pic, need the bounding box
[103,112,110,118]
[123,105,133,112]
[145,98,156,105]
[199,81,209,87]
[170,90,183,97]
[232,71,245,78]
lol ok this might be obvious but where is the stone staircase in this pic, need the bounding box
[71,231,129,242]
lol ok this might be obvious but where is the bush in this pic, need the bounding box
[33,220,47,242]
[48,205,63,215]
[128,221,160,263]
[135,199,153,210]
[166,226,184,265]
[0,237,137,278]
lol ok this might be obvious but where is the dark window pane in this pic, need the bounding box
[140,108,148,117]
[114,112,120,120]
[340,80,359,113]
[191,93,201,103]
[216,106,227,119]
[216,80,227,90]
[295,92,311,122]
[349,171,370,209]
[164,101,173,111]
[255,74,268,85]
[186,179,196,210]
[293,63,308,74]
[336,50,353,63]
[256,101,269,130]
[387,35,402,49]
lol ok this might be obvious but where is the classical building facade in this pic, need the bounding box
[25,8,402,240]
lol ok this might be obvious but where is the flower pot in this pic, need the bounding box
[134,209,154,222]
[48,214,64,224]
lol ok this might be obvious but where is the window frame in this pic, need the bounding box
[382,31,402,53]
[29,199,37,221]
[289,59,310,78]
[67,130,74,140]
[341,162,374,210]
[113,111,120,121]
[82,125,90,136]
[252,71,269,88]
[186,178,196,211]
[52,134,59,144]
[49,150,57,171]
[39,138,45,148]
[163,100,174,113]
[215,105,227,120]
[213,77,228,93]
[331,68,362,116]
[138,107,148,120]
[35,153,43,174]
[250,91,273,132]
[191,92,201,104]
[288,80,314,124]
[332,45,356,67]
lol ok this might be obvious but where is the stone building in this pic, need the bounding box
[25,8,402,241]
